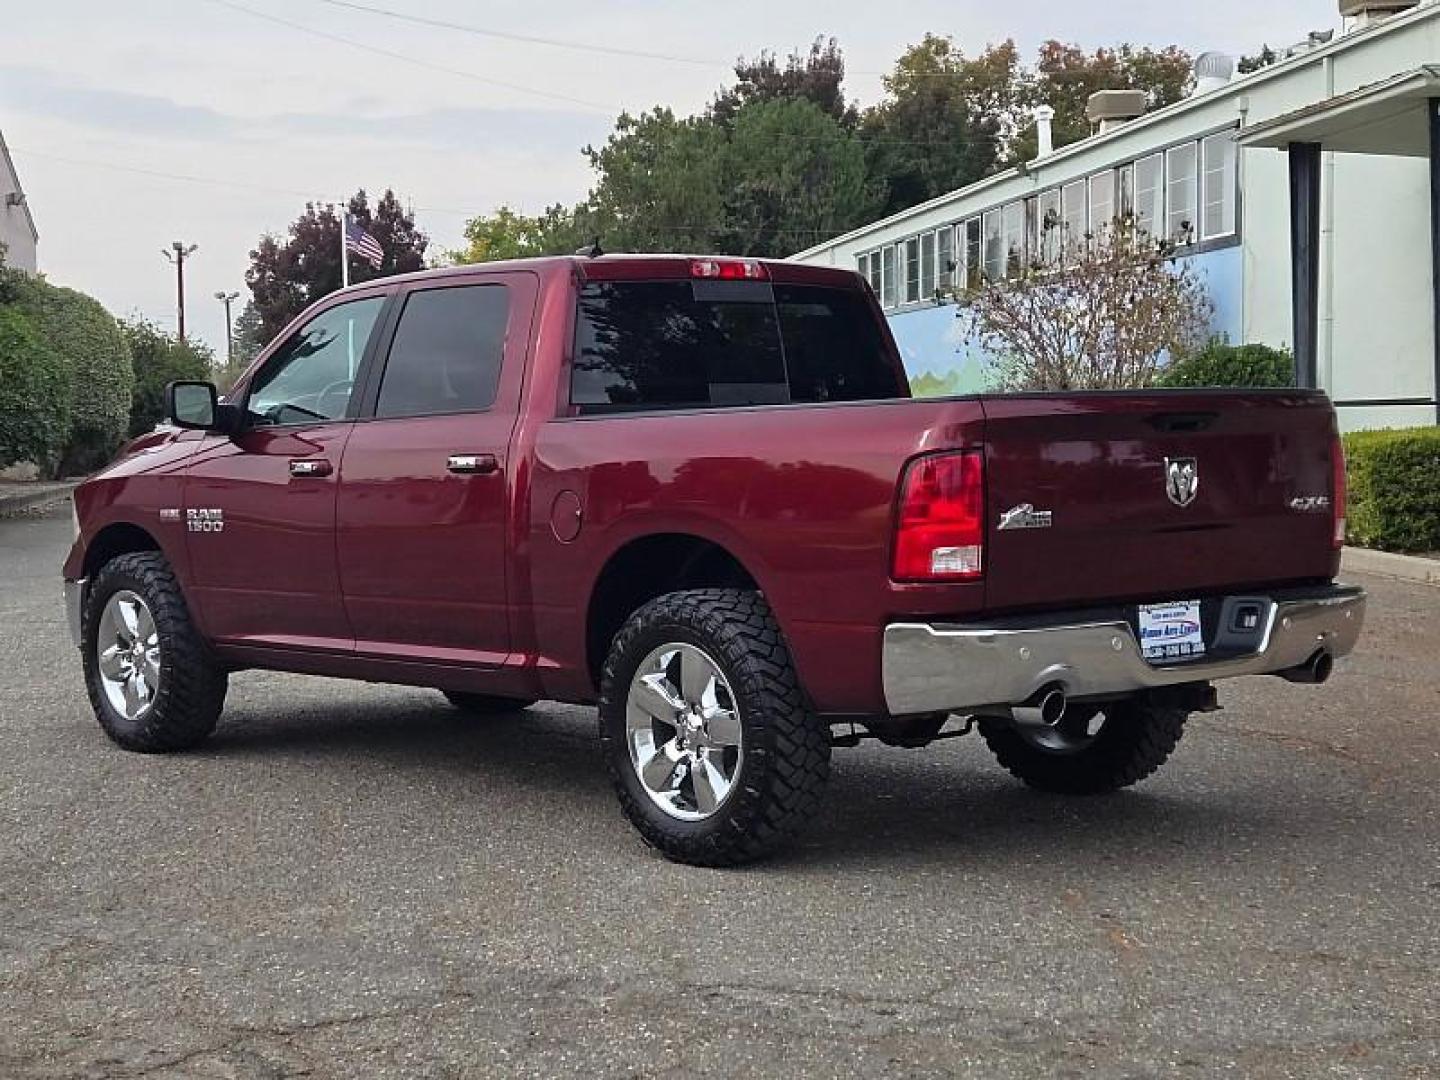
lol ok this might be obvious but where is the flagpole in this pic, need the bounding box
[339,202,350,290]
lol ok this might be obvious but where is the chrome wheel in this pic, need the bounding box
[625,642,744,821]
[96,590,161,722]
[1016,704,1107,754]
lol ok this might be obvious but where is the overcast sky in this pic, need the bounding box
[3,0,1337,355]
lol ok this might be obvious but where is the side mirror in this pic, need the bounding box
[165,380,219,430]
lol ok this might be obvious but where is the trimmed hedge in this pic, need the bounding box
[1157,340,1294,388]
[8,274,135,475]
[1342,427,1440,553]
[0,307,70,472]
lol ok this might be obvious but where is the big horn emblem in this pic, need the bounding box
[1164,457,1199,508]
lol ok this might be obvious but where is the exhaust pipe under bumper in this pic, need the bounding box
[1010,685,1068,729]
[1278,649,1334,685]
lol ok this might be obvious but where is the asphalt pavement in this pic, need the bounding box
[2,503,1436,1078]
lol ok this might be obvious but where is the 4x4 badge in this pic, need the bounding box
[1164,457,1199,508]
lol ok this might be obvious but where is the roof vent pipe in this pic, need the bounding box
[1032,104,1055,158]
[1192,51,1235,95]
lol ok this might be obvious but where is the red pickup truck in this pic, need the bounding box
[62,254,1365,865]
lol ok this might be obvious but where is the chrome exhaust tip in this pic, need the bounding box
[1011,685,1068,728]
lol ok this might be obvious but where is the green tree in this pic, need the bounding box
[245,189,429,343]
[861,36,1016,215]
[1010,42,1193,159]
[120,317,214,437]
[446,204,584,264]
[581,107,730,252]
[719,98,875,255]
[710,38,855,127]
[7,274,134,474]
[0,307,69,471]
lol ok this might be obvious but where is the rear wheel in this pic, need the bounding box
[979,697,1188,794]
[441,691,537,715]
[599,589,830,867]
[82,552,227,752]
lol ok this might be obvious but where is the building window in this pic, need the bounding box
[964,218,981,290]
[982,209,1003,283]
[1037,189,1061,268]
[1061,180,1087,265]
[904,237,920,303]
[1117,163,1135,221]
[856,252,868,284]
[1002,201,1026,277]
[1166,142,1198,245]
[868,250,882,296]
[1088,170,1115,239]
[881,245,896,308]
[1134,153,1163,243]
[920,231,936,299]
[937,225,955,290]
[1201,132,1237,240]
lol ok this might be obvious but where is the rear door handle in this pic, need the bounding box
[289,458,332,478]
[448,453,499,475]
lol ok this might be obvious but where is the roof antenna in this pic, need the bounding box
[575,237,604,258]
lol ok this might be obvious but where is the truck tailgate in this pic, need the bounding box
[980,390,1340,612]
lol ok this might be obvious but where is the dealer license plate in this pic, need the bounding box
[1137,600,1206,662]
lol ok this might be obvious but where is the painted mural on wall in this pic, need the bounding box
[892,246,1244,396]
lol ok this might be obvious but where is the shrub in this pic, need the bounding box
[121,318,214,437]
[1342,427,1440,553]
[1157,340,1294,388]
[0,307,70,471]
[8,275,135,475]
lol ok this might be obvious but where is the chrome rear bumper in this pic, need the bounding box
[881,586,1366,716]
[64,578,86,649]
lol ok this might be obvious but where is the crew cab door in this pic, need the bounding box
[184,292,389,649]
[335,273,536,665]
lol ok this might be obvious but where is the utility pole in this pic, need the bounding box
[162,241,198,343]
[214,290,239,366]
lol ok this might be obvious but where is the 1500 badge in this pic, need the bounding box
[186,508,224,533]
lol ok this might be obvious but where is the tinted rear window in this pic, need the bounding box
[571,280,904,414]
[376,285,509,418]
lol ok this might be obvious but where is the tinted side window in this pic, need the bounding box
[247,296,385,425]
[375,284,509,418]
[774,285,907,403]
[572,281,787,413]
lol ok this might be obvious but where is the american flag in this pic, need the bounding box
[344,217,384,269]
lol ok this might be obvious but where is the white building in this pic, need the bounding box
[790,0,1440,431]
[1,129,38,273]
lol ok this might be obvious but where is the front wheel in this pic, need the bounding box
[82,552,228,752]
[979,697,1188,794]
[599,589,830,867]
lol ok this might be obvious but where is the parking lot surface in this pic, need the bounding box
[2,503,1437,1078]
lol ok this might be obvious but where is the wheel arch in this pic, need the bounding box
[82,521,164,579]
[584,532,760,690]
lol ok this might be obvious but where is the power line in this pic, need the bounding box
[204,0,620,114]
[310,0,719,68]
[303,0,1004,80]
[5,144,854,240]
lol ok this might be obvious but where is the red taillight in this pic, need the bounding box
[1331,433,1347,549]
[892,450,985,581]
[690,258,768,281]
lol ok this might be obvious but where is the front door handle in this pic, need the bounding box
[289,458,332,478]
[447,453,499,475]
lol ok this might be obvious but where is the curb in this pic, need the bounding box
[1342,545,1440,587]
[0,481,78,518]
